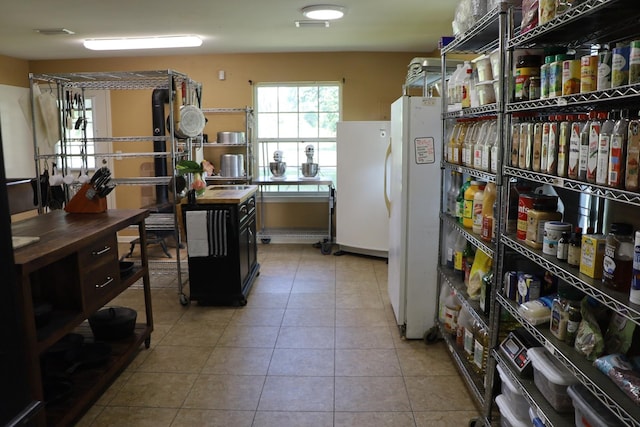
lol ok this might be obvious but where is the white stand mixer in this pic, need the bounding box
[301,144,318,177]
[269,150,286,178]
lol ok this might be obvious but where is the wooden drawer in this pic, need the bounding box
[79,234,121,314]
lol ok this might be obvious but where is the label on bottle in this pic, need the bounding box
[474,147,483,169]
[609,134,624,187]
[603,242,617,283]
[490,145,498,173]
[463,200,474,222]
[596,134,611,185]
[587,123,601,181]
[454,249,464,271]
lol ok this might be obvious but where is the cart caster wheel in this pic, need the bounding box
[233,297,247,307]
[179,293,189,306]
[144,337,151,349]
[320,242,332,255]
[261,238,271,244]
[424,326,441,344]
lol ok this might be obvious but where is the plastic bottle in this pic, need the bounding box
[447,171,461,217]
[568,114,587,179]
[455,62,472,110]
[461,66,473,109]
[457,177,472,223]
[463,181,484,229]
[481,182,497,242]
[630,231,640,305]
[541,116,551,173]
[448,64,463,108]
[596,110,617,185]
[473,121,488,170]
[453,233,467,276]
[519,118,531,169]
[579,111,596,181]
[462,120,476,167]
[472,184,486,234]
[510,121,521,167]
[557,231,570,261]
[482,120,497,172]
[456,306,472,349]
[602,222,634,293]
[443,290,461,335]
[547,114,562,175]
[557,115,574,177]
[532,117,544,172]
[452,120,468,165]
[444,225,457,269]
[587,111,607,183]
[489,121,500,174]
[447,122,461,163]
[608,110,629,188]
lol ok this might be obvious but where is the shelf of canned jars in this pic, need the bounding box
[497,293,640,426]
[492,349,574,427]
[508,0,640,50]
[501,233,640,323]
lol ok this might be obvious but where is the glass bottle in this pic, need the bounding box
[565,300,582,347]
[447,171,461,217]
[453,234,467,277]
[464,319,477,362]
[463,242,476,284]
[567,227,582,267]
[557,231,569,261]
[602,222,634,292]
[480,271,493,316]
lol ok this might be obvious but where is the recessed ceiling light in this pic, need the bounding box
[83,35,202,51]
[301,5,346,20]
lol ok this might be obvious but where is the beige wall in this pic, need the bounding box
[0,54,29,87]
[23,51,422,233]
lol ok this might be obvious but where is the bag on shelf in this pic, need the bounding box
[468,249,492,300]
[594,354,640,405]
[574,298,605,361]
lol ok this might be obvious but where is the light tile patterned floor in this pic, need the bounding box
[77,244,479,427]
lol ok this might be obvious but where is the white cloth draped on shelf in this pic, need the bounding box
[185,210,228,257]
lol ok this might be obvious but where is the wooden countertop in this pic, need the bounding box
[194,185,258,204]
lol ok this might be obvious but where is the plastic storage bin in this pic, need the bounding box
[496,364,530,418]
[528,347,577,412]
[567,384,620,427]
[528,407,546,427]
[495,394,530,427]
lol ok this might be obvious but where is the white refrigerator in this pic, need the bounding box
[388,96,442,339]
[336,121,391,258]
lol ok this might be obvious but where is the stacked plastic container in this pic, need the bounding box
[527,347,578,412]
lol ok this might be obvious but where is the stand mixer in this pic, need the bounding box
[301,144,318,177]
[269,150,286,178]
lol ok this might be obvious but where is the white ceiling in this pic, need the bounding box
[0,0,457,60]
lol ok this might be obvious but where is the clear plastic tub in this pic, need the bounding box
[527,347,577,412]
[476,81,496,105]
[528,407,546,427]
[490,48,501,79]
[474,54,494,81]
[495,394,530,427]
[567,384,620,427]
[496,364,530,418]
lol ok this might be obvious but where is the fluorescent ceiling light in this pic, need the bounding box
[301,5,346,20]
[84,35,202,51]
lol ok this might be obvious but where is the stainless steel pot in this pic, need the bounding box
[217,131,245,144]
[220,154,241,177]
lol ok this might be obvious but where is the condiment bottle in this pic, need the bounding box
[603,222,634,292]
[474,121,488,170]
[447,171,462,217]
[579,111,596,181]
[472,184,486,234]
[473,325,489,375]
[464,319,477,362]
[519,118,532,169]
[463,181,484,229]
[481,182,497,242]
[461,66,473,108]
[515,55,542,101]
[541,116,551,173]
[483,120,497,173]
[550,285,583,342]
[540,55,554,100]
[587,111,607,183]
[608,109,629,188]
[457,177,472,223]
[557,115,574,177]
[625,116,640,191]
[567,227,582,267]
[443,290,461,335]
[446,122,461,163]
[480,272,493,316]
[565,300,582,347]
[557,231,569,261]
[596,110,617,185]
[568,114,588,179]
[511,121,521,167]
[547,114,562,175]
[453,233,467,276]
[532,117,544,172]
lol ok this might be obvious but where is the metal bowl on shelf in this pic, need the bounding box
[301,163,318,177]
[270,162,286,177]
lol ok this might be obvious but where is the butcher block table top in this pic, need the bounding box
[195,185,258,204]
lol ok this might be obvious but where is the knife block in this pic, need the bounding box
[65,183,107,213]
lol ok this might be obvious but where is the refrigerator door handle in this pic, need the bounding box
[383,140,392,217]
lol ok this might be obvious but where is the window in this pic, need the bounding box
[255,82,341,193]
[56,97,96,170]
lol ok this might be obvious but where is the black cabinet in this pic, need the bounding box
[184,194,260,306]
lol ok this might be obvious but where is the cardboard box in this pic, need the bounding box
[580,234,606,279]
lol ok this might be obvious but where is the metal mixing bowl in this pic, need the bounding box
[301,163,318,177]
[270,162,286,177]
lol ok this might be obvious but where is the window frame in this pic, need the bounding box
[254,81,342,198]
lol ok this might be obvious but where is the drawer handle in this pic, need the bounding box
[240,205,248,214]
[92,246,112,256]
[95,276,115,289]
[248,198,255,207]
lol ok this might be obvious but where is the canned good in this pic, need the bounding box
[597,50,612,91]
[629,40,640,85]
[529,76,541,100]
[562,59,581,95]
[580,55,598,93]
[517,193,558,241]
[612,45,631,87]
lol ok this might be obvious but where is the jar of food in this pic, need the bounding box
[518,194,558,241]
[603,222,634,292]
[562,59,581,95]
[526,203,562,249]
[550,285,583,342]
[580,55,598,93]
[515,55,542,101]
[567,227,582,267]
[612,44,631,87]
[565,300,582,346]
[529,76,541,100]
[543,221,572,255]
